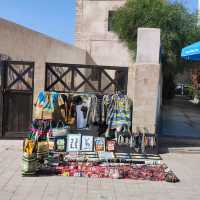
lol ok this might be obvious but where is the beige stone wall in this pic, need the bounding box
[76,0,127,54]
[132,28,161,134]
[133,63,161,134]
[75,0,135,97]
[75,0,133,66]
[0,18,87,100]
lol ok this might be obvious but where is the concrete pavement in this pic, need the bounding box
[0,140,200,200]
[161,96,200,138]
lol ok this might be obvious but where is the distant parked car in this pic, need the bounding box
[175,84,190,96]
[175,84,182,95]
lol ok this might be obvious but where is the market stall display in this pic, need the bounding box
[22,90,179,182]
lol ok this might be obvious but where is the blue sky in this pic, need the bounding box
[0,0,198,44]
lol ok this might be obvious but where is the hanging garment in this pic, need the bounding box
[76,104,87,129]
[102,95,112,123]
[75,95,97,129]
[91,95,100,123]
[85,95,99,126]
[82,95,92,124]
[65,95,76,126]
[105,94,131,130]
[86,96,95,124]
[51,94,65,122]
[81,105,88,119]
[34,91,52,119]
[34,91,64,120]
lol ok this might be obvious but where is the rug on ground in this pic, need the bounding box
[22,152,180,183]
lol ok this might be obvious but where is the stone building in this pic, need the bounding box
[76,0,131,66]
[75,0,162,135]
[75,0,134,95]
[0,0,161,137]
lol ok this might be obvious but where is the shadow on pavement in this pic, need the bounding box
[159,96,200,154]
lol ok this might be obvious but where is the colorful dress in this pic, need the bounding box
[34,91,64,120]
[103,94,131,130]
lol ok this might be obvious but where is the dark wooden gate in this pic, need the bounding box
[0,61,34,138]
[45,63,128,94]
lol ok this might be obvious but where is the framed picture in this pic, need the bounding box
[48,139,55,151]
[81,135,94,151]
[67,134,81,152]
[55,137,66,152]
[106,140,116,152]
[94,137,105,152]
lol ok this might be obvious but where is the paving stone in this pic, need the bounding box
[0,190,13,200]
[0,140,200,200]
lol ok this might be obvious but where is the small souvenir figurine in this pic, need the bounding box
[94,137,105,152]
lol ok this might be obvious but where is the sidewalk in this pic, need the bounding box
[161,96,200,138]
[0,140,200,200]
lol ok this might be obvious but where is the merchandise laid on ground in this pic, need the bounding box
[22,90,179,183]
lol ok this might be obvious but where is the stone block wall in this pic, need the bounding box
[133,63,161,134]
[76,0,132,67]
[132,28,161,134]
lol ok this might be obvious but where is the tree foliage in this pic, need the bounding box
[112,0,200,75]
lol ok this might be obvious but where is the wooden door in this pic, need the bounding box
[2,61,34,138]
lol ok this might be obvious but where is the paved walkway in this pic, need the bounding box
[0,140,200,200]
[161,96,200,138]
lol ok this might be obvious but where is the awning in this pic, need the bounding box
[181,41,200,61]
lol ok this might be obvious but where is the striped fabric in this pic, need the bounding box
[103,94,131,129]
